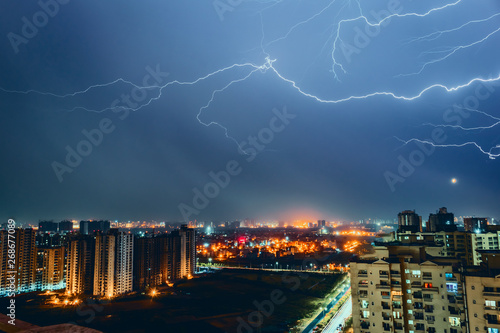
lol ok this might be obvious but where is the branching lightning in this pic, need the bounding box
[395,137,500,160]
[1,0,499,160]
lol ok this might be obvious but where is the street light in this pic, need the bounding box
[276,262,279,270]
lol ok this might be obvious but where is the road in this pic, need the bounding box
[302,283,350,333]
[322,296,352,333]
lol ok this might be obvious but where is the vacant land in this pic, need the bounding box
[2,270,345,333]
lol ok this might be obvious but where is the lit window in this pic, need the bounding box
[486,300,496,307]
[449,317,460,327]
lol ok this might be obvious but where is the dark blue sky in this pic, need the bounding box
[1,0,499,223]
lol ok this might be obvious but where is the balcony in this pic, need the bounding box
[414,303,424,310]
[377,284,391,290]
[485,306,499,312]
[423,287,439,292]
[361,321,370,329]
[487,313,500,325]
[358,273,368,278]
[484,291,500,297]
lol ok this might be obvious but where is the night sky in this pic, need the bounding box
[1,0,499,223]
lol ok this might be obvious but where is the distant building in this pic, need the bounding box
[397,210,422,233]
[58,220,74,233]
[428,207,456,232]
[318,220,326,228]
[39,221,58,233]
[80,220,110,235]
[464,217,488,233]
[36,233,64,248]
[465,230,500,266]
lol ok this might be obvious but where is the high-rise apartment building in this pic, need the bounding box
[66,235,96,295]
[0,229,37,295]
[92,231,133,297]
[80,220,110,235]
[134,235,167,290]
[465,251,500,333]
[428,207,456,232]
[169,225,196,280]
[398,210,422,233]
[350,244,465,333]
[464,217,489,233]
[38,221,58,233]
[67,230,133,297]
[36,247,65,291]
[113,231,133,295]
[465,231,500,266]
[58,220,74,234]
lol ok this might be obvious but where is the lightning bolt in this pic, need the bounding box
[398,26,500,78]
[330,0,466,80]
[0,78,162,99]
[403,12,500,44]
[423,106,500,131]
[1,0,499,161]
[396,137,500,160]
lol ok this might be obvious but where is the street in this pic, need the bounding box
[322,295,352,333]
